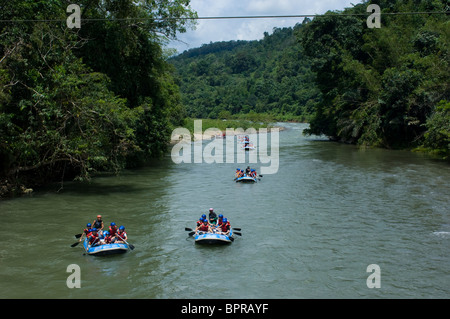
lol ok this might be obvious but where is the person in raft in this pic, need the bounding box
[196,218,211,233]
[109,222,118,237]
[92,215,104,234]
[115,226,127,243]
[88,228,100,247]
[210,214,224,233]
[196,217,204,228]
[208,208,218,225]
[79,223,92,242]
[219,218,231,236]
[102,231,114,244]
[216,214,224,227]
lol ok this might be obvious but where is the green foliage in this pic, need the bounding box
[300,0,449,154]
[170,25,321,122]
[422,100,450,158]
[0,0,196,194]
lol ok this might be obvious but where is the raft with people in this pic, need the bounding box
[234,167,258,183]
[242,143,256,150]
[194,229,234,245]
[72,215,134,256]
[186,208,241,245]
[83,237,129,256]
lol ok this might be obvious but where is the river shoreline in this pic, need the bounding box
[191,125,286,141]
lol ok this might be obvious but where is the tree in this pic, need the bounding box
[0,0,197,196]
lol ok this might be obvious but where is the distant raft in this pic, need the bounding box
[242,143,256,150]
[235,175,257,183]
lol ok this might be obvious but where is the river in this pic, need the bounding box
[0,123,449,299]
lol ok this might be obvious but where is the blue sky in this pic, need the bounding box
[168,0,358,53]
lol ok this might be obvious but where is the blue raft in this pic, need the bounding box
[235,175,257,183]
[195,229,233,245]
[83,238,129,256]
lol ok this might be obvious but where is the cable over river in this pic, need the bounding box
[0,123,449,298]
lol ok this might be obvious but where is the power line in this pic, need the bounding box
[0,11,447,23]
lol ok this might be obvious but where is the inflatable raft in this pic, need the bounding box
[242,144,256,150]
[235,175,257,183]
[195,229,233,245]
[83,238,129,256]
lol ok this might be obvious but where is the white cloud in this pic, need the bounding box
[168,0,358,53]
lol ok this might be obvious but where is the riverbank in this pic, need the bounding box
[180,118,285,141]
[0,179,33,199]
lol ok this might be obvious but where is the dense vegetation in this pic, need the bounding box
[171,0,449,158]
[170,24,321,122]
[0,0,196,197]
[300,0,449,155]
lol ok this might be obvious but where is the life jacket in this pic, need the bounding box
[103,235,112,244]
[109,226,117,236]
[199,223,209,232]
[83,228,90,235]
[217,218,223,226]
[221,222,230,232]
[117,231,127,241]
[89,233,99,245]
[93,219,103,229]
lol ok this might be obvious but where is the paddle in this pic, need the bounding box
[185,228,197,237]
[71,241,81,247]
[74,233,82,238]
[233,231,242,236]
[232,228,241,231]
[116,234,135,250]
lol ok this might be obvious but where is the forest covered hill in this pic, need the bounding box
[171,0,449,157]
[170,24,321,122]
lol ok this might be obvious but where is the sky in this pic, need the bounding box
[167,0,359,54]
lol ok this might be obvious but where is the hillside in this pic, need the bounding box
[170,24,321,122]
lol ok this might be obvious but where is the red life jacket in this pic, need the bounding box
[117,231,127,241]
[89,233,99,244]
[199,223,209,232]
[109,226,117,236]
[221,223,230,232]
[104,235,112,244]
